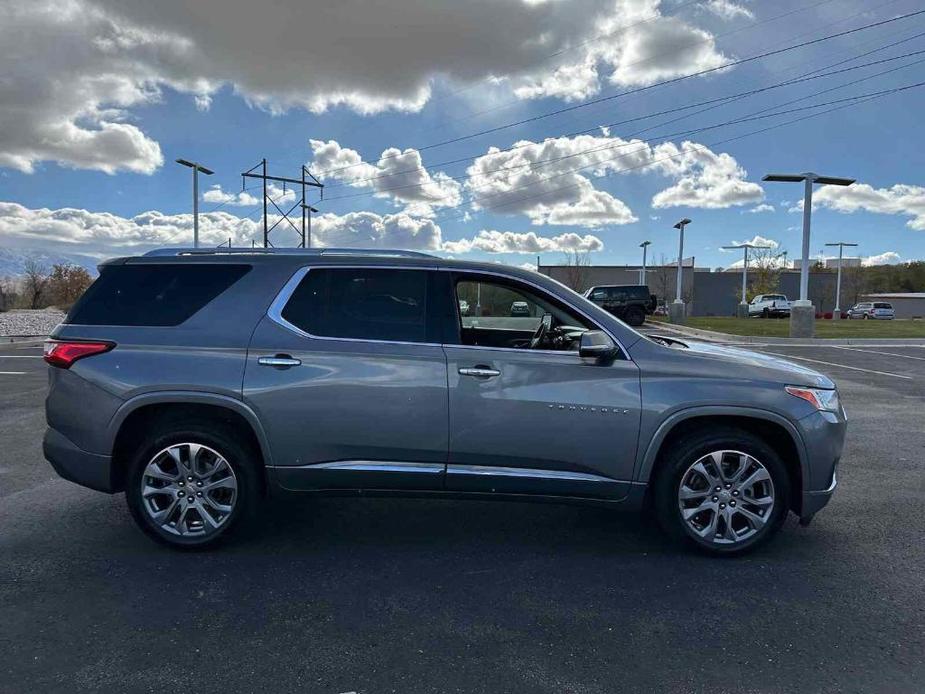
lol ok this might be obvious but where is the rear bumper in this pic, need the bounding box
[43,427,116,493]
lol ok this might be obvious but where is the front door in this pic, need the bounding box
[243,266,448,491]
[442,272,641,500]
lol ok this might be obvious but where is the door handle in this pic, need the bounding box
[459,367,501,378]
[258,355,301,368]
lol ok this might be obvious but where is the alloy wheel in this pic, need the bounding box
[140,443,238,537]
[677,450,775,546]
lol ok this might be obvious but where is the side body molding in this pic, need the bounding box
[635,405,808,486]
[106,391,274,468]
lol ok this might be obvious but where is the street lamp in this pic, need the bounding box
[825,241,858,319]
[669,218,691,324]
[639,241,652,285]
[762,172,854,337]
[722,243,773,317]
[176,159,214,248]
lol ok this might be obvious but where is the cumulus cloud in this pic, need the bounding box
[202,185,260,207]
[747,203,774,213]
[310,139,461,214]
[465,134,761,226]
[702,1,754,20]
[442,229,603,254]
[723,234,779,251]
[811,183,925,231]
[863,251,901,266]
[1,0,728,172]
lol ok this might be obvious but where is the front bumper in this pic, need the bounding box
[795,408,847,520]
[43,427,116,493]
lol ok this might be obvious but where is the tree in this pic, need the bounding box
[22,260,50,309]
[48,264,93,307]
[651,254,673,306]
[0,276,15,312]
[561,250,591,293]
[842,264,868,307]
[747,247,784,300]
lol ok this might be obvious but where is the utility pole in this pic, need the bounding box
[722,243,772,317]
[668,219,691,324]
[242,160,323,248]
[825,241,858,319]
[763,172,855,336]
[639,241,652,286]
[176,159,213,248]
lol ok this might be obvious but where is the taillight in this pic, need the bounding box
[43,340,114,368]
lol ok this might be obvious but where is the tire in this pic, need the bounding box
[624,305,645,327]
[125,421,261,549]
[761,307,769,318]
[653,427,790,556]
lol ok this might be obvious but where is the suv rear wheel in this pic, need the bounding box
[125,422,260,548]
[653,428,789,556]
[623,305,645,327]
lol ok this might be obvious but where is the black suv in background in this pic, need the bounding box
[583,285,657,326]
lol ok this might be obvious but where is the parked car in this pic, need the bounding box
[44,248,845,555]
[748,294,791,318]
[510,300,531,317]
[847,302,895,320]
[583,284,656,327]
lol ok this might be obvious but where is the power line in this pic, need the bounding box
[315,6,925,177]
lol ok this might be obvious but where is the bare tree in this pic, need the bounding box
[0,276,14,312]
[22,260,50,309]
[842,264,868,307]
[561,250,591,293]
[747,247,784,300]
[650,254,673,306]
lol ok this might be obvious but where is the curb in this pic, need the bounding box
[643,321,925,346]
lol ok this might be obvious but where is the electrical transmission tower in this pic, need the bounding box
[241,159,323,248]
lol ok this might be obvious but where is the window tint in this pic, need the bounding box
[873,303,892,309]
[281,268,431,343]
[66,264,250,326]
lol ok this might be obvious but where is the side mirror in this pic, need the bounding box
[579,330,617,360]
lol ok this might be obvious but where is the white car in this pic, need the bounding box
[847,302,895,319]
[748,294,791,318]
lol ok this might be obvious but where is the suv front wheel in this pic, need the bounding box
[125,422,259,548]
[653,428,789,555]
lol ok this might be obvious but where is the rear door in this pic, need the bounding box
[441,271,641,500]
[243,266,449,491]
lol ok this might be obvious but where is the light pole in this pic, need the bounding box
[176,159,214,248]
[722,243,772,318]
[669,218,691,324]
[763,172,854,337]
[639,241,652,285]
[825,241,858,319]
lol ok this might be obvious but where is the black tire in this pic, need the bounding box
[125,421,261,549]
[761,307,769,318]
[624,305,645,327]
[653,427,790,556]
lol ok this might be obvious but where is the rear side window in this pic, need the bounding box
[67,264,250,326]
[873,303,892,309]
[281,268,432,343]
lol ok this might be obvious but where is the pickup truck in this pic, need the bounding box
[748,294,791,318]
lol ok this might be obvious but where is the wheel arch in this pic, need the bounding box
[637,407,807,513]
[107,392,273,493]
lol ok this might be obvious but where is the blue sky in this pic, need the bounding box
[1,0,924,271]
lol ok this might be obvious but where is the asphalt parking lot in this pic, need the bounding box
[1,339,923,693]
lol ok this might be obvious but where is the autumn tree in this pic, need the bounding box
[48,264,93,307]
[746,247,784,300]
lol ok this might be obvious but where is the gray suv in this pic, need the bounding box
[44,248,845,555]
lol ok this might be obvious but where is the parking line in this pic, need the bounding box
[0,371,27,375]
[833,345,925,362]
[759,351,913,380]
[0,355,43,358]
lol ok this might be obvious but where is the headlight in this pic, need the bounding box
[786,386,840,412]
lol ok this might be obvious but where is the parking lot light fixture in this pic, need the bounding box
[639,241,652,285]
[825,241,858,316]
[176,159,214,248]
[722,243,773,308]
[672,219,691,303]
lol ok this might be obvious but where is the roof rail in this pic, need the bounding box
[143,247,437,259]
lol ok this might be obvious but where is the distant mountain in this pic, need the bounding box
[0,248,102,278]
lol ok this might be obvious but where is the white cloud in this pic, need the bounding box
[747,203,774,213]
[442,229,603,254]
[1,0,729,173]
[311,211,443,250]
[202,185,259,207]
[811,183,925,231]
[310,139,461,213]
[703,1,754,21]
[863,251,901,266]
[725,234,779,250]
[650,142,764,209]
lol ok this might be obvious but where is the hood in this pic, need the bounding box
[677,340,835,389]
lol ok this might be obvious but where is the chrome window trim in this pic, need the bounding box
[267,460,444,474]
[447,464,619,484]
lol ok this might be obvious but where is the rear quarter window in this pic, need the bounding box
[66,264,250,326]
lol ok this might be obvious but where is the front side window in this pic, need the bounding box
[452,276,592,351]
[281,268,432,343]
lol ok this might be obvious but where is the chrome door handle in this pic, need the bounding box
[258,355,301,367]
[459,367,501,378]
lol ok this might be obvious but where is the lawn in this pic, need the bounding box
[650,315,925,338]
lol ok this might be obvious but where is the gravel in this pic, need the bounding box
[0,309,66,337]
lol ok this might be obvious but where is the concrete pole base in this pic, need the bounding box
[736,303,749,319]
[831,310,842,320]
[790,304,815,338]
[668,301,686,325]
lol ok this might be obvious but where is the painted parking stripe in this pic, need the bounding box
[833,345,925,362]
[759,351,913,380]
[0,355,43,358]
[0,371,27,375]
